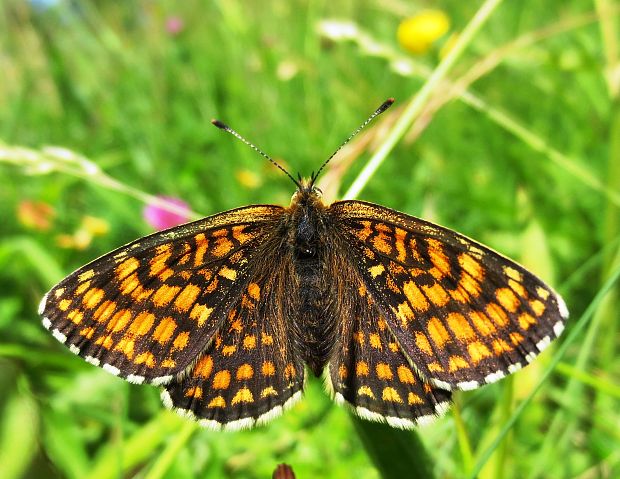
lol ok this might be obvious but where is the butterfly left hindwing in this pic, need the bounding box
[162,269,306,430]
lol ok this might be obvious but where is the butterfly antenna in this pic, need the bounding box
[211,119,301,188]
[310,98,395,185]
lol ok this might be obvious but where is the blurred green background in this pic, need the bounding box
[1,0,619,478]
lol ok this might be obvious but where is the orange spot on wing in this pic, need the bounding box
[193,233,208,266]
[470,311,497,336]
[193,355,213,378]
[458,275,481,298]
[509,279,527,297]
[247,282,261,300]
[368,264,385,278]
[518,312,536,330]
[408,392,424,405]
[172,331,190,350]
[415,332,433,355]
[486,303,509,327]
[448,355,469,372]
[492,338,512,354]
[107,309,132,332]
[356,361,369,376]
[149,246,172,277]
[93,300,116,323]
[261,333,274,345]
[115,257,140,280]
[129,312,155,336]
[427,362,444,372]
[372,230,393,255]
[358,385,375,398]
[79,326,95,339]
[509,332,524,345]
[382,387,403,403]
[222,345,236,356]
[212,370,231,389]
[354,221,373,241]
[120,273,153,302]
[394,227,408,262]
[232,387,254,405]
[76,281,91,295]
[208,395,226,408]
[218,266,237,280]
[428,317,451,348]
[353,331,365,345]
[174,284,200,312]
[243,335,257,350]
[135,352,156,367]
[59,299,72,311]
[468,341,491,364]
[376,363,393,380]
[458,253,484,281]
[212,238,234,257]
[446,312,476,341]
[152,284,181,307]
[161,358,176,368]
[338,364,348,380]
[205,277,219,294]
[114,337,135,359]
[530,299,545,316]
[403,281,429,312]
[369,333,382,349]
[236,364,254,380]
[67,309,84,324]
[82,288,105,309]
[189,304,213,327]
[152,317,177,344]
[422,283,450,307]
[427,239,450,278]
[232,225,254,243]
[261,387,278,398]
[262,361,275,376]
[184,386,203,399]
[396,301,415,325]
[284,364,296,380]
[496,287,520,313]
[503,266,522,281]
[397,365,416,384]
[95,334,113,349]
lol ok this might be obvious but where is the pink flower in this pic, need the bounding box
[143,196,190,230]
[165,16,185,35]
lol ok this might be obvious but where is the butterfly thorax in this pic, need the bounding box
[285,182,339,376]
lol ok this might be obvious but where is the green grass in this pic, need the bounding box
[1,0,619,477]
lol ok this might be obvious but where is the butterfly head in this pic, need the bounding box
[290,177,323,207]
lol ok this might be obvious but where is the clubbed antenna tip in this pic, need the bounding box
[211,119,228,129]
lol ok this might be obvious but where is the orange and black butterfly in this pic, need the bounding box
[39,99,568,430]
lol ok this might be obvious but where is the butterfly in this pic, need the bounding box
[39,99,568,430]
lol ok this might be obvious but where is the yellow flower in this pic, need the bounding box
[397,10,450,55]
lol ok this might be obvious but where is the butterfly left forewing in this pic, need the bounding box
[330,200,568,391]
[39,205,284,385]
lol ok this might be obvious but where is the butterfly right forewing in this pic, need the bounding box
[331,200,568,391]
